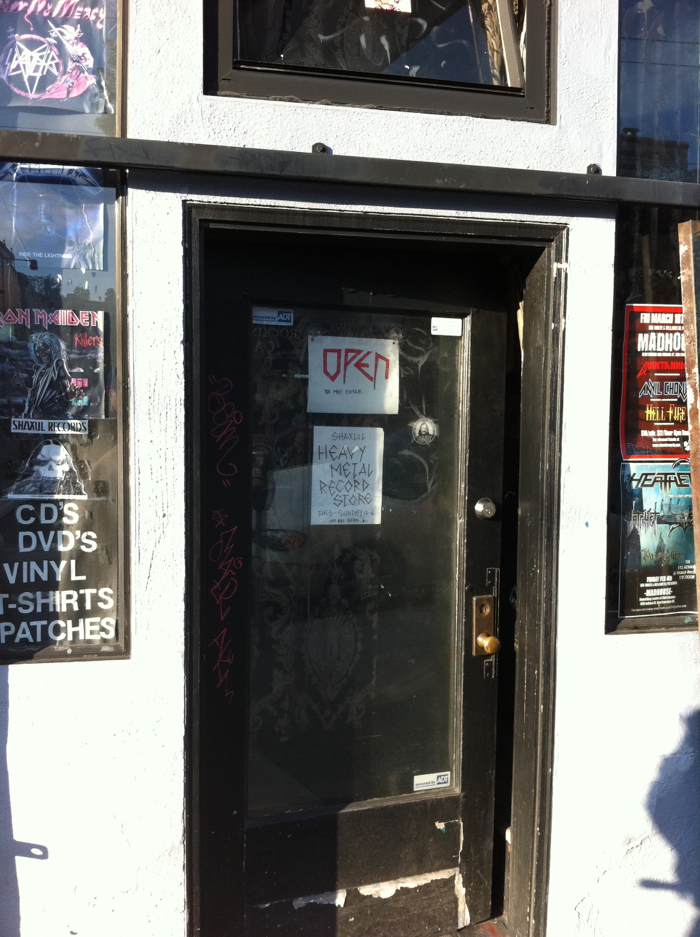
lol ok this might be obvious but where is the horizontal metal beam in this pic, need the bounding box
[1,130,700,208]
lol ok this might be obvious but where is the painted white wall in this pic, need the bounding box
[126,0,619,175]
[548,224,700,937]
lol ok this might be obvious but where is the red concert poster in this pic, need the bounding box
[620,304,689,461]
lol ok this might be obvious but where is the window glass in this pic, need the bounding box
[236,0,525,88]
[607,205,698,631]
[0,0,118,136]
[619,0,700,180]
[247,308,465,815]
[0,163,126,661]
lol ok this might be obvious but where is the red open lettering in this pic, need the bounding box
[343,349,363,382]
[374,354,390,386]
[323,349,341,382]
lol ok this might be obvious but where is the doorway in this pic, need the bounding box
[186,205,565,937]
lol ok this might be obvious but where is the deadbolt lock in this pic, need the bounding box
[474,497,497,519]
[472,595,501,657]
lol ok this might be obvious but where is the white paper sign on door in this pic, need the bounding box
[307,336,399,414]
[311,427,383,525]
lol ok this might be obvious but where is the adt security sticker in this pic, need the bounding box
[252,307,294,326]
[413,771,451,792]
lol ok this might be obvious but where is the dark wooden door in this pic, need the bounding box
[190,225,512,937]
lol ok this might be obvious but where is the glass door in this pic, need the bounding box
[193,231,512,937]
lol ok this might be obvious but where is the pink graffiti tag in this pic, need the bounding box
[210,629,235,703]
[211,509,228,529]
[208,523,242,622]
[207,375,243,486]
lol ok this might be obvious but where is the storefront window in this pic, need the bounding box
[0,0,119,136]
[607,206,699,632]
[619,0,700,180]
[0,163,126,661]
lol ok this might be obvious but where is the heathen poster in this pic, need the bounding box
[619,461,696,617]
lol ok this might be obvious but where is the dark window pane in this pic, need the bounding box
[619,0,700,181]
[236,0,525,88]
[247,308,465,815]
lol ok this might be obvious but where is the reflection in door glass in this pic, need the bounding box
[247,309,467,817]
[236,0,525,88]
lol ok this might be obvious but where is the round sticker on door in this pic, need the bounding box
[411,417,438,446]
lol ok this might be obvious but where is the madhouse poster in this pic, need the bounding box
[620,303,689,461]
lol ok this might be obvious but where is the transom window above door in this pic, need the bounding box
[238,0,525,89]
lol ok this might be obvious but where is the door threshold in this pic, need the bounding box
[458,918,508,936]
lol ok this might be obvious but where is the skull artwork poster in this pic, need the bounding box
[5,438,86,498]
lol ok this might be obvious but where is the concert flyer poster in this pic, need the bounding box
[620,304,689,461]
[619,461,696,618]
[0,0,115,116]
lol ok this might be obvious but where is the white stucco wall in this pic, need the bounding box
[127,0,619,176]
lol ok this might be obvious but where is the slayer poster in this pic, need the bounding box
[620,303,689,461]
[619,461,696,618]
[0,0,114,115]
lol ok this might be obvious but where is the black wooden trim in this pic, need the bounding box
[185,203,564,937]
[184,200,203,937]
[2,131,700,208]
[506,231,566,937]
[206,0,550,120]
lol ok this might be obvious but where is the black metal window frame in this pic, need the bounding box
[204,0,552,120]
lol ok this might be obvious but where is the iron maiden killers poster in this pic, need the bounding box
[0,306,106,431]
[620,304,689,461]
[619,461,696,617]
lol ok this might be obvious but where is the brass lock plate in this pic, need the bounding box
[472,594,495,657]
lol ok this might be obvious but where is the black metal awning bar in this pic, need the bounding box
[2,130,700,208]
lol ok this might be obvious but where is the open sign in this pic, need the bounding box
[308,336,399,414]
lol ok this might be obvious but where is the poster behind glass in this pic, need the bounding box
[619,461,695,617]
[610,210,698,628]
[0,162,123,662]
[0,0,117,136]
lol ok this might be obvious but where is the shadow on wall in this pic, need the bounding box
[0,666,48,937]
[642,709,700,937]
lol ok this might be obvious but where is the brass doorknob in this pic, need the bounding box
[477,632,501,655]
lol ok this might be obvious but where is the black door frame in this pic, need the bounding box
[185,203,566,937]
